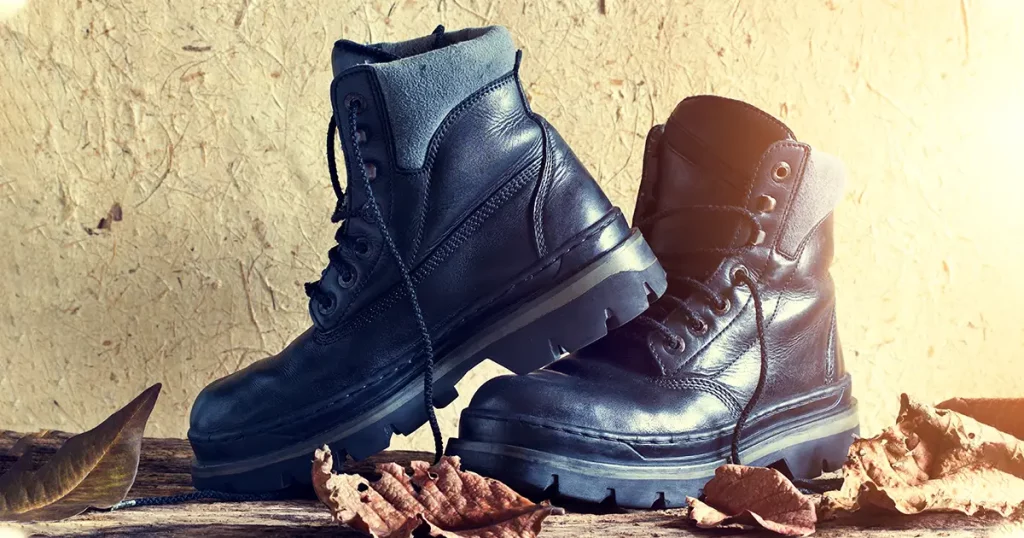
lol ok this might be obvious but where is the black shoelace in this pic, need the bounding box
[106,95,449,515]
[304,99,444,463]
[631,204,770,465]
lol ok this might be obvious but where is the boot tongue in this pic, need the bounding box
[647,96,795,281]
[331,40,398,77]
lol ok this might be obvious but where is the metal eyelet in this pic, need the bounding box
[354,238,370,256]
[712,298,731,316]
[344,93,365,112]
[689,319,708,336]
[655,334,685,356]
[364,162,378,181]
[338,267,357,289]
[756,194,776,213]
[354,129,368,144]
[730,265,750,285]
[772,161,791,182]
[317,296,337,315]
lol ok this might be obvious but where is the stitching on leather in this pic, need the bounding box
[766,142,809,261]
[229,207,622,438]
[338,73,518,317]
[654,377,743,414]
[461,381,849,445]
[409,75,517,257]
[825,306,836,384]
[666,142,807,373]
[315,168,621,345]
[314,159,541,344]
[531,120,554,257]
[668,264,794,379]
[433,208,621,333]
[322,206,620,409]
[650,338,667,376]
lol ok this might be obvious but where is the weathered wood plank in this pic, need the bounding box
[1,431,1018,537]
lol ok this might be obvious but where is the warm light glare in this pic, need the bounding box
[0,0,25,21]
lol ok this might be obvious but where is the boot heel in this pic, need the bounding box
[487,230,667,375]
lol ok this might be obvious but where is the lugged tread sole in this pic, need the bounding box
[447,403,860,509]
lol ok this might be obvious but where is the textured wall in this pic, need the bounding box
[1,0,1022,451]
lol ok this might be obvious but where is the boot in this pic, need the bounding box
[447,95,859,508]
[188,26,667,492]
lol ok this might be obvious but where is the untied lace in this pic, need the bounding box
[631,204,770,466]
[304,99,445,463]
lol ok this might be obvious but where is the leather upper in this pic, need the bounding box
[459,96,851,459]
[189,53,624,460]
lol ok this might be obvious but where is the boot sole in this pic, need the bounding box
[446,401,859,509]
[191,230,668,492]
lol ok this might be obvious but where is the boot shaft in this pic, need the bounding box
[638,96,848,400]
[311,27,617,336]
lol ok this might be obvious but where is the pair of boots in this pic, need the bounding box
[187,26,859,509]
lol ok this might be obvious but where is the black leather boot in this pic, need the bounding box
[447,96,859,508]
[188,26,667,492]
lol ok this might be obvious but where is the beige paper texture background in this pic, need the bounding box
[1,0,1022,451]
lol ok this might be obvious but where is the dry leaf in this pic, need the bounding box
[686,465,816,536]
[0,384,161,522]
[937,397,1024,440]
[822,394,1024,518]
[312,446,563,538]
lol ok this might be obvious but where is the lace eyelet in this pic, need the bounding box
[338,267,357,289]
[364,162,378,181]
[772,161,791,182]
[354,238,370,256]
[317,296,337,315]
[354,129,368,144]
[663,336,685,355]
[756,194,776,213]
[344,93,365,113]
[712,298,731,316]
[689,319,708,336]
[731,265,750,285]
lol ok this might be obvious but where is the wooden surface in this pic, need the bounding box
[1,431,1019,537]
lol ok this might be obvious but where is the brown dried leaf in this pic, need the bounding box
[686,464,816,537]
[312,446,563,538]
[822,394,1024,518]
[937,397,1024,440]
[0,384,160,522]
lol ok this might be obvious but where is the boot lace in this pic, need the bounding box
[630,205,770,465]
[305,98,445,463]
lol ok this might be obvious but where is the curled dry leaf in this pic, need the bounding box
[686,464,816,537]
[937,397,1024,440]
[822,394,1024,518]
[312,446,564,538]
[0,384,161,522]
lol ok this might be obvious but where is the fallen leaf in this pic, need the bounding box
[686,465,816,536]
[312,446,563,538]
[937,397,1024,440]
[0,384,161,522]
[822,394,1024,518]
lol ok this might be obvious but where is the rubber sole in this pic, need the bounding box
[446,402,859,509]
[191,230,668,492]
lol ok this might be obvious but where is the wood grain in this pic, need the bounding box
[1,431,1018,537]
